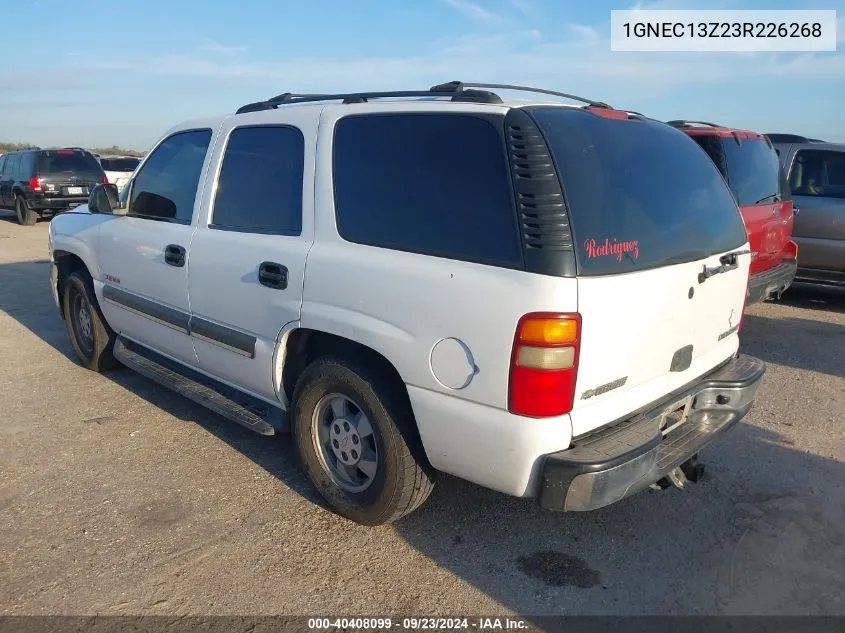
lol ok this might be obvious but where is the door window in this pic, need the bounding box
[789,149,845,199]
[211,125,304,235]
[128,129,212,223]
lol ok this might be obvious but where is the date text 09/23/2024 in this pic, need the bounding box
[307,617,529,630]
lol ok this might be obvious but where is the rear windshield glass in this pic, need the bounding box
[100,157,140,172]
[692,136,782,206]
[530,108,748,276]
[38,150,103,175]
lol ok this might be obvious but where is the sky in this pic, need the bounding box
[1,0,843,149]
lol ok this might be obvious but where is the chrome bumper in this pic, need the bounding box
[540,354,766,512]
[747,260,797,304]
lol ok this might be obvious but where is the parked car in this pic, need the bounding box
[0,148,107,225]
[48,82,765,525]
[98,156,141,193]
[667,121,798,304]
[767,134,845,288]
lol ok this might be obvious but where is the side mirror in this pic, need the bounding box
[88,183,123,214]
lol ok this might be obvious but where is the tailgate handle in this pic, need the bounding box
[698,249,751,284]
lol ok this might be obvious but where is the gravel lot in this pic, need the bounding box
[1,212,843,618]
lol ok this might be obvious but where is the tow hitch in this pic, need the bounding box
[652,454,705,490]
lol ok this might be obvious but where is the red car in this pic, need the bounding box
[668,120,798,303]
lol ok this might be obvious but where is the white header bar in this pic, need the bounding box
[610,10,837,52]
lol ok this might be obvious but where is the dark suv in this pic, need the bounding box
[0,148,107,225]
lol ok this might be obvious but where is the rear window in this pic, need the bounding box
[530,108,747,276]
[725,139,785,205]
[692,136,782,206]
[38,150,103,175]
[100,157,140,172]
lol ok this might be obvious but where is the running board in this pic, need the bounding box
[113,337,286,436]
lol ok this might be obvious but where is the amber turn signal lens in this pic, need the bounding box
[518,318,578,345]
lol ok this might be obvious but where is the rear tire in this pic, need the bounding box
[291,355,435,525]
[62,271,118,372]
[15,196,38,226]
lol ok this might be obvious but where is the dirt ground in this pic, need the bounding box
[1,212,844,618]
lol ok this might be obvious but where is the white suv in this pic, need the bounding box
[48,82,765,525]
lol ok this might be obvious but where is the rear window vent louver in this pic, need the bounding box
[505,109,577,277]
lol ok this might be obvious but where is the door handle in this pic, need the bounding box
[258,261,288,289]
[164,244,186,267]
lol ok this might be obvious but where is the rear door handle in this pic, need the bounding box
[164,244,186,267]
[258,261,288,289]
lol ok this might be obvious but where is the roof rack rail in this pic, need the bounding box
[429,81,612,108]
[235,80,612,114]
[666,120,723,128]
[237,89,503,113]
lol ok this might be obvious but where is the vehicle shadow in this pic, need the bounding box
[779,283,845,315]
[741,313,845,378]
[393,422,845,617]
[3,258,845,619]
[0,258,321,504]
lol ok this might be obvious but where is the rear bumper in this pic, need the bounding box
[795,267,845,287]
[747,259,797,304]
[30,196,89,212]
[539,354,765,512]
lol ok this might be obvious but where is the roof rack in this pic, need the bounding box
[666,120,723,129]
[236,80,612,114]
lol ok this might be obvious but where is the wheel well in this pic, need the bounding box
[282,329,407,406]
[54,251,91,317]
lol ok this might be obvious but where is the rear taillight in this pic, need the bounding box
[508,313,581,418]
[29,176,42,192]
[783,240,798,261]
[103,175,110,184]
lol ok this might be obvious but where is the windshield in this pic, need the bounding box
[100,157,140,172]
[529,107,748,276]
[38,150,103,175]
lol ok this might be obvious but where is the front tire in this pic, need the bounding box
[62,271,118,372]
[15,196,38,226]
[292,355,435,525]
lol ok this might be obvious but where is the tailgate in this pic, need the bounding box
[526,106,752,437]
[571,250,749,436]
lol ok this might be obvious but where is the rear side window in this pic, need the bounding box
[789,149,845,199]
[333,113,521,268]
[21,152,36,177]
[6,154,21,180]
[530,108,747,276]
[128,129,212,223]
[38,150,102,175]
[212,125,304,235]
[0,156,6,176]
